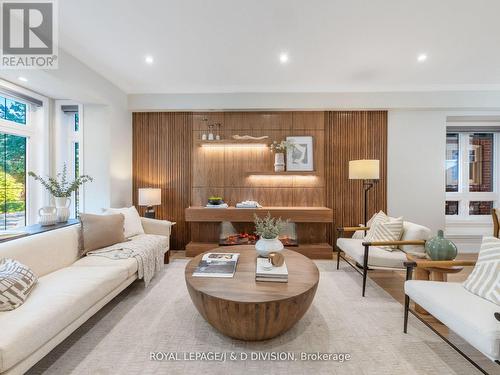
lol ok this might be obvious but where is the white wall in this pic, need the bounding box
[129,91,500,111]
[0,50,132,213]
[387,110,447,234]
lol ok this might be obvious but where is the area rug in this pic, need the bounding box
[28,260,480,375]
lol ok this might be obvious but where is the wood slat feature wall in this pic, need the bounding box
[132,112,192,250]
[132,110,387,251]
[325,111,388,243]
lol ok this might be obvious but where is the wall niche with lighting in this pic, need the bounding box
[192,111,325,207]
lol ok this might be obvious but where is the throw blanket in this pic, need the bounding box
[86,234,165,287]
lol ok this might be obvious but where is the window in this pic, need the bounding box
[74,140,80,216]
[0,96,26,125]
[0,92,30,229]
[445,132,498,219]
[0,133,26,229]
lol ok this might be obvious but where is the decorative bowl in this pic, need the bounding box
[208,197,223,205]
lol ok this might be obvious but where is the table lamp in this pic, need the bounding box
[349,160,380,231]
[138,188,161,219]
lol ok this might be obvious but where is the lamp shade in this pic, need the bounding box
[138,188,161,206]
[349,160,380,180]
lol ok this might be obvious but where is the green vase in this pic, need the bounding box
[425,230,458,260]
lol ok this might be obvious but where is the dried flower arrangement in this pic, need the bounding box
[254,212,287,239]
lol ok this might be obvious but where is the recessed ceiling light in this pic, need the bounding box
[417,53,428,62]
[18,76,28,82]
[145,55,154,64]
[279,52,289,64]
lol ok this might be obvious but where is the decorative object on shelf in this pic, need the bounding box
[201,117,208,140]
[235,200,262,208]
[274,153,285,172]
[286,136,314,171]
[425,230,458,260]
[29,164,93,223]
[38,206,57,226]
[206,197,228,208]
[268,252,285,267]
[138,188,161,218]
[270,140,295,172]
[208,196,223,205]
[348,159,380,232]
[208,124,215,141]
[215,123,222,140]
[232,135,269,140]
[254,212,287,257]
[54,197,71,223]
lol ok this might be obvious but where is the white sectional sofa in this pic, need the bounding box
[0,217,172,375]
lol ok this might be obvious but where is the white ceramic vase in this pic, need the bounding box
[255,237,284,257]
[38,206,57,226]
[274,153,285,172]
[54,197,71,223]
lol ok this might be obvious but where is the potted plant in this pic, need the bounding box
[270,140,295,172]
[254,212,287,257]
[29,164,93,222]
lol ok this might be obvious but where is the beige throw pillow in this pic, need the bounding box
[0,258,38,311]
[102,206,144,238]
[463,236,500,305]
[79,213,125,256]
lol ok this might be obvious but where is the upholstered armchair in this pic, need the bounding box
[336,221,431,297]
[404,259,500,364]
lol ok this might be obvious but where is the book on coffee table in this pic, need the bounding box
[255,257,288,283]
[192,253,239,278]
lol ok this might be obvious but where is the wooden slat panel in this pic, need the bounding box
[325,111,388,244]
[132,112,192,250]
[133,110,387,252]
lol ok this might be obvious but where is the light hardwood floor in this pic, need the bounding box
[174,250,497,374]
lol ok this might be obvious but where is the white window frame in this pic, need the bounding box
[0,97,32,228]
[446,132,500,223]
[54,101,84,219]
[67,110,83,218]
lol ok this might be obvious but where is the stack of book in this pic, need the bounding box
[205,203,228,209]
[192,253,239,278]
[255,257,288,283]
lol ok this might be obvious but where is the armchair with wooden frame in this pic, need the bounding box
[336,221,430,297]
[403,257,500,366]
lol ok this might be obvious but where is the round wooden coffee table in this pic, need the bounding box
[185,246,319,341]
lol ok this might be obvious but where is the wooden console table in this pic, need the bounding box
[185,206,334,259]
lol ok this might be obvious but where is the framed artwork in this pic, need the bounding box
[286,136,314,171]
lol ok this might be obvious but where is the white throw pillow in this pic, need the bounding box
[399,221,431,255]
[463,236,500,306]
[103,206,144,238]
[364,217,404,250]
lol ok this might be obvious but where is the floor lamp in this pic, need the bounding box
[348,160,380,232]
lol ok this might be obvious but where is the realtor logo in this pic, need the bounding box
[1,0,58,69]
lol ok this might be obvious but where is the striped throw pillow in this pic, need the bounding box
[364,217,404,250]
[463,237,500,305]
[365,211,388,234]
[0,258,38,311]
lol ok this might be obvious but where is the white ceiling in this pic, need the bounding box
[59,0,500,94]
